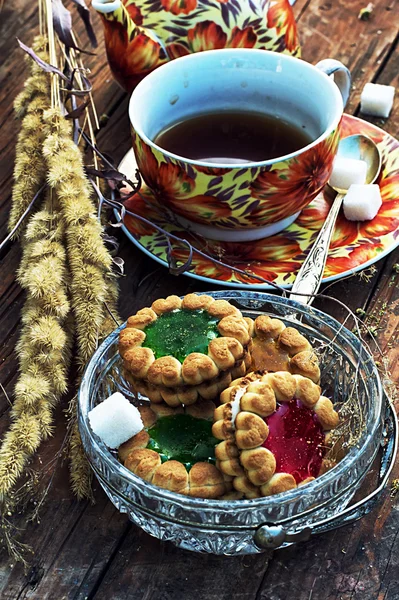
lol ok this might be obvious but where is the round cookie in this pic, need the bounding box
[123,357,252,407]
[119,399,232,499]
[212,371,339,498]
[119,294,252,406]
[250,315,320,383]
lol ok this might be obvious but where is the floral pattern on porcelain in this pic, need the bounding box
[98,0,300,91]
[132,127,340,229]
[122,115,399,288]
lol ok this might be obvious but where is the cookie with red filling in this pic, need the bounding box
[213,371,339,498]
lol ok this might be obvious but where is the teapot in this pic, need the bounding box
[92,0,300,92]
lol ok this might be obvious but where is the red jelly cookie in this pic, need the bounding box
[213,371,339,498]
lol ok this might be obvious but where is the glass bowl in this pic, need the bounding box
[78,291,384,555]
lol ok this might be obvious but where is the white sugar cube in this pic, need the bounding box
[343,184,382,221]
[329,157,367,191]
[88,392,144,449]
[360,83,395,118]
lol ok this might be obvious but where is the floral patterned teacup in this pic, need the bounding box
[129,49,350,241]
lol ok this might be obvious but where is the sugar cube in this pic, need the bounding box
[343,184,382,221]
[360,82,395,118]
[88,392,144,449]
[329,157,367,191]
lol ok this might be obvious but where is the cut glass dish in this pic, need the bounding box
[78,291,388,555]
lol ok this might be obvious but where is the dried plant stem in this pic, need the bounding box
[2,0,120,557]
[42,107,113,498]
[43,108,112,366]
[0,190,72,501]
[68,44,100,185]
[70,33,100,130]
[9,36,50,237]
[68,419,94,501]
[44,0,59,108]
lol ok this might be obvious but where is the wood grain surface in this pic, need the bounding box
[0,1,398,598]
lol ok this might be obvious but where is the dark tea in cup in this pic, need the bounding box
[153,111,313,163]
[130,49,350,241]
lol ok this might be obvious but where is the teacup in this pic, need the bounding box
[129,49,350,242]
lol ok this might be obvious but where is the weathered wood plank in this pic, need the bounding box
[91,540,271,600]
[297,0,398,120]
[0,243,24,419]
[1,1,399,599]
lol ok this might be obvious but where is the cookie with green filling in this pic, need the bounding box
[213,371,339,499]
[119,293,252,406]
[119,400,233,499]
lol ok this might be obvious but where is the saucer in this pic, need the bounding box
[118,114,399,290]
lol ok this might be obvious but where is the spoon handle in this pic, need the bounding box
[290,193,344,305]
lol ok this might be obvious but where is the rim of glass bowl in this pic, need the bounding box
[78,291,383,516]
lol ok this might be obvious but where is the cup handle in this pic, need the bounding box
[315,59,351,108]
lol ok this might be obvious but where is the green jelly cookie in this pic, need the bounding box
[147,413,218,469]
[143,309,220,363]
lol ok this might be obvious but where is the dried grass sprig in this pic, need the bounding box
[68,418,94,501]
[42,107,115,497]
[43,108,112,367]
[0,504,33,568]
[2,0,120,557]
[9,36,50,237]
[67,270,121,500]
[0,190,72,500]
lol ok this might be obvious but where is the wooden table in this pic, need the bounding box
[1,1,399,598]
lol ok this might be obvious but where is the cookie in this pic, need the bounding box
[250,315,320,383]
[213,371,339,498]
[120,400,231,499]
[119,294,252,406]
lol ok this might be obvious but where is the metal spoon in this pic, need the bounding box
[290,134,382,305]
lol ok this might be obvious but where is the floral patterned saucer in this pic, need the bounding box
[119,114,399,290]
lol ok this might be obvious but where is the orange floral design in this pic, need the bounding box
[203,236,300,282]
[167,22,257,57]
[124,1,143,25]
[267,0,299,53]
[297,193,360,249]
[250,133,339,223]
[188,21,227,51]
[229,26,258,48]
[103,21,164,92]
[134,141,195,202]
[165,43,190,59]
[134,140,232,223]
[166,28,217,57]
[161,0,197,15]
[168,234,301,283]
[123,191,160,237]
[170,195,233,223]
[325,244,384,278]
